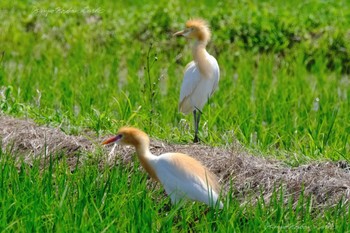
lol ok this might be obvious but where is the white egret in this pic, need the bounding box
[102,127,223,208]
[174,19,220,142]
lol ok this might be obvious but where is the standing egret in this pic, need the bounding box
[174,19,220,143]
[102,127,223,208]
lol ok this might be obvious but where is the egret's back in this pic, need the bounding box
[153,152,223,208]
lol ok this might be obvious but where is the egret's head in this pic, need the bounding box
[173,18,211,43]
[102,127,149,147]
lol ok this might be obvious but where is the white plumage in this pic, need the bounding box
[102,127,223,209]
[152,152,222,207]
[174,19,220,142]
[179,58,220,114]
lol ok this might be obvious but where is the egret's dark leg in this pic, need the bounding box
[193,109,201,143]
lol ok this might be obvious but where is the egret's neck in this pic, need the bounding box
[134,142,159,181]
[192,41,212,78]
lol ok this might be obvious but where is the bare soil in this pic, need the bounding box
[1,115,349,208]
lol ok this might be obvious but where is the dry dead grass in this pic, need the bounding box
[1,115,349,208]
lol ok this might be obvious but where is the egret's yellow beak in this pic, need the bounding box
[173,30,185,37]
[102,135,121,145]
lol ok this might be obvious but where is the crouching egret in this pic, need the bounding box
[174,19,220,143]
[102,127,223,209]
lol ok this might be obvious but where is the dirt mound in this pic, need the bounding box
[1,115,349,208]
[0,116,94,169]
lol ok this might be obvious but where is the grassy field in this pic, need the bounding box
[1,151,349,232]
[0,0,350,231]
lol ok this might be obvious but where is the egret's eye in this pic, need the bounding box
[185,27,193,33]
[116,134,123,140]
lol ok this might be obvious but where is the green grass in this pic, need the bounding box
[1,151,349,232]
[0,0,349,231]
[0,0,349,161]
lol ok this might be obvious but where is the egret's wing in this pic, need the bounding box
[179,61,201,112]
[153,153,220,206]
[179,56,220,114]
